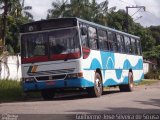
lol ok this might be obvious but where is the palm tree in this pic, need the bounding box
[48,0,69,19]
[69,0,90,18]
[20,0,33,19]
[47,0,116,26]
[9,0,33,19]
[94,0,116,25]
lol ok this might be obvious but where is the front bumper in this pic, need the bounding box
[23,78,94,92]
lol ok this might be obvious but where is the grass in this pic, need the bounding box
[0,79,159,102]
[135,79,160,86]
[0,80,41,102]
[0,80,23,102]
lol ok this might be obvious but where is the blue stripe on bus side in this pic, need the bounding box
[103,73,144,86]
[88,58,143,70]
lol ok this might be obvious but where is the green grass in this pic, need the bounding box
[0,80,23,102]
[0,80,41,102]
[135,79,160,86]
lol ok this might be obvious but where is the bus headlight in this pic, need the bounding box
[67,72,83,79]
[23,77,35,83]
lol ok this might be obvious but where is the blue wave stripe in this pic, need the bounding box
[123,59,143,69]
[103,76,128,86]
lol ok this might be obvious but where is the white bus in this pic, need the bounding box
[20,18,144,100]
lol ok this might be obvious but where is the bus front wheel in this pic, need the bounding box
[41,89,55,100]
[119,72,134,92]
[87,72,103,97]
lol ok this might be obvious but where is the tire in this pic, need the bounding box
[87,72,103,97]
[41,90,55,100]
[119,72,134,92]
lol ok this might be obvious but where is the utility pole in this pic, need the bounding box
[126,6,145,33]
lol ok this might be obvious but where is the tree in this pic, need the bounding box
[95,0,116,25]
[47,0,116,26]
[149,26,160,45]
[0,0,33,54]
[107,10,127,31]
[47,0,69,18]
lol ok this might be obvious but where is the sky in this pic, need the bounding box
[25,0,160,27]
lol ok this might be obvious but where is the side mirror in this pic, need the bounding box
[81,27,87,35]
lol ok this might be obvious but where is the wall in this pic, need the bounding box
[0,55,21,81]
[143,62,149,74]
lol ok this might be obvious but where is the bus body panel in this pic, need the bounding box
[82,50,144,87]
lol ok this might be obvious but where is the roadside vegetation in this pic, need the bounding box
[0,80,41,102]
[135,79,160,86]
[0,79,159,102]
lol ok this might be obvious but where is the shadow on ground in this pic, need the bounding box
[0,89,120,103]
[134,99,160,108]
[67,103,160,114]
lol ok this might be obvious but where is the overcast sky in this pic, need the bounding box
[25,0,160,27]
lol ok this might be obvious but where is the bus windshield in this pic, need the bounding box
[21,28,80,63]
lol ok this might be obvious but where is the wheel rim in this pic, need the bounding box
[129,72,134,89]
[95,77,102,94]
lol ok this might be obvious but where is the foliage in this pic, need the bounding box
[149,26,160,45]
[0,0,33,54]
[144,71,160,80]
[135,79,160,86]
[107,10,127,31]
[0,80,41,102]
[47,0,116,25]
[0,80,23,101]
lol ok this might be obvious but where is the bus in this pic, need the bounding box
[20,18,144,100]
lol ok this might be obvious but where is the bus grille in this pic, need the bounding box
[28,68,75,76]
[36,74,67,81]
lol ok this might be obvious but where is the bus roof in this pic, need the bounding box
[21,17,140,39]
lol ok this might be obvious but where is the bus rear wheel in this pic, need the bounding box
[87,72,103,97]
[41,89,55,100]
[119,72,134,92]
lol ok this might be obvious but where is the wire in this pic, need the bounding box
[134,16,142,21]
[131,8,143,17]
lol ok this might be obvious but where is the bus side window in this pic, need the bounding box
[112,33,118,52]
[131,38,136,54]
[108,31,114,51]
[121,36,125,53]
[98,29,109,51]
[116,34,125,53]
[136,39,141,55]
[88,26,98,50]
[124,36,131,54]
[80,23,89,48]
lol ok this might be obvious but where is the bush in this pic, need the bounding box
[0,80,41,102]
[144,71,160,79]
[0,80,23,102]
